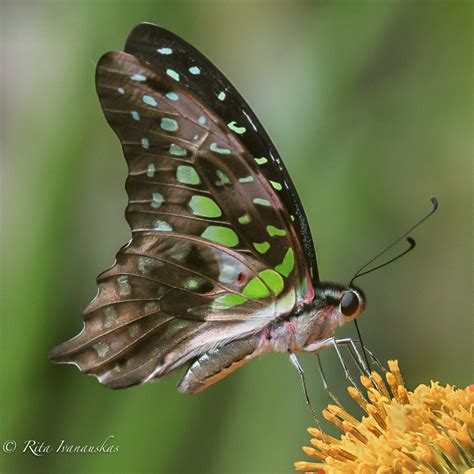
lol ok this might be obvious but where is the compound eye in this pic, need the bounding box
[340,291,360,317]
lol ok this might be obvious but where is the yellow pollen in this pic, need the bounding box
[295,360,473,473]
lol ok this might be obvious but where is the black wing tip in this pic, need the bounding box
[126,22,167,46]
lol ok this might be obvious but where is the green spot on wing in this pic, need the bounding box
[253,241,270,254]
[227,121,246,134]
[154,220,173,232]
[166,69,180,81]
[255,157,268,165]
[151,192,164,208]
[213,294,247,308]
[147,163,155,177]
[128,323,140,338]
[259,269,284,296]
[218,91,226,101]
[267,225,286,237]
[253,198,271,207]
[184,277,206,290]
[238,214,252,225]
[188,195,222,218]
[169,143,187,156]
[243,277,270,299]
[239,176,254,183]
[215,170,230,186]
[270,180,283,191]
[210,143,231,155]
[161,118,179,132]
[275,248,295,277]
[201,226,239,247]
[176,165,201,185]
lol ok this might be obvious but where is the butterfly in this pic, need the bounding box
[49,23,367,394]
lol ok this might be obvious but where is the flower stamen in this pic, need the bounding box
[295,360,474,473]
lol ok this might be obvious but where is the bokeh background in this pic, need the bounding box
[1,1,472,473]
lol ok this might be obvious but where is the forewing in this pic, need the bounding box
[50,25,316,389]
[125,22,319,283]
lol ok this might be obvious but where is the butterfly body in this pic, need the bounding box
[50,23,366,393]
[176,284,363,393]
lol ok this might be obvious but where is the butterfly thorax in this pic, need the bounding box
[263,283,364,354]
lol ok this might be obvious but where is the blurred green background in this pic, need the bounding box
[1,1,472,473]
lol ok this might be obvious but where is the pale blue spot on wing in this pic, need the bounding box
[143,95,157,106]
[131,111,140,121]
[103,306,117,328]
[141,138,150,149]
[151,192,165,209]
[117,275,131,296]
[218,91,226,101]
[166,69,180,81]
[189,66,201,75]
[131,73,146,81]
[154,220,173,232]
[166,92,179,101]
[93,341,110,358]
[128,323,140,338]
[210,143,231,155]
[118,87,125,95]
[147,163,155,177]
[169,143,187,157]
[157,47,172,55]
[161,118,179,132]
[227,121,246,134]
[198,115,206,126]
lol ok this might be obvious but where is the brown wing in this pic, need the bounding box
[50,44,311,389]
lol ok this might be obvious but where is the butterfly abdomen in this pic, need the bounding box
[177,335,261,393]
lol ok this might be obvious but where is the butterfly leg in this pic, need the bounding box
[288,352,319,422]
[333,337,370,376]
[316,353,342,407]
[331,337,362,391]
[361,345,386,372]
[334,338,385,374]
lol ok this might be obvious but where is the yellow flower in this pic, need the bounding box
[295,360,473,473]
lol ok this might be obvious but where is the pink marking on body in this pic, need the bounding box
[284,321,296,331]
[237,271,246,286]
[302,268,315,303]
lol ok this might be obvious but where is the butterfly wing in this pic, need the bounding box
[49,24,317,389]
[125,23,319,283]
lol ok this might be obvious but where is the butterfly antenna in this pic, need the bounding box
[350,197,438,286]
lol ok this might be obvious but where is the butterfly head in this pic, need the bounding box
[314,282,366,325]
